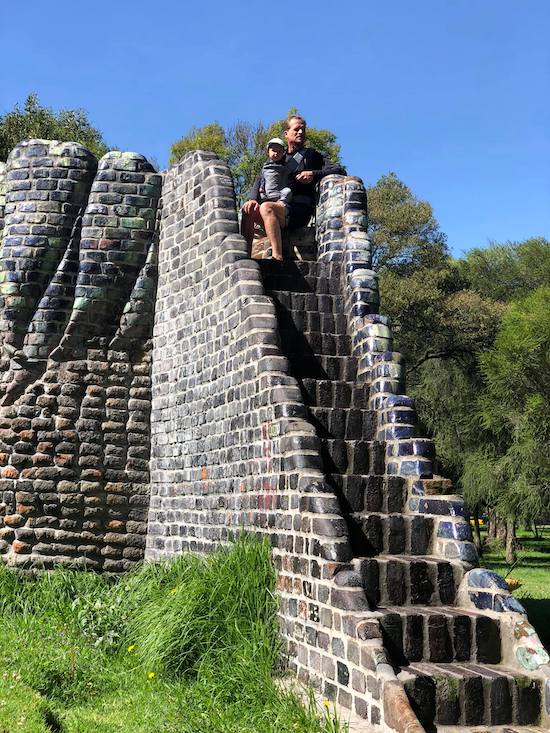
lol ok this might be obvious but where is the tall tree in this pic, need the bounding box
[461,287,550,561]
[367,172,448,273]
[169,122,231,166]
[381,265,503,483]
[459,237,550,302]
[0,93,109,161]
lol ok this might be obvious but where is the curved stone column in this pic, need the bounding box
[0,140,97,358]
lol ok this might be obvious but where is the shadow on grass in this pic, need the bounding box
[484,558,550,569]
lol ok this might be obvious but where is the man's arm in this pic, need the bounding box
[312,150,346,181]
[242,173,262,213]
[249,173,261,201]
[295,150,346,184]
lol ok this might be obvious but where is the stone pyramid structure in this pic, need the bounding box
[0,142,548,731]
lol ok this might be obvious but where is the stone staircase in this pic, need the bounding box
[257,251,548,732]
[401,662,542,729]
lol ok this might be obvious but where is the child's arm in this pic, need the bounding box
[279,186,293,204]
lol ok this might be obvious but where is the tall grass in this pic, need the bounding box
[0,536,347,733]
[126,536,280,678]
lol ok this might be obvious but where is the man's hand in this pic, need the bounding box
[295,171,315,184]
[242,200,259,214]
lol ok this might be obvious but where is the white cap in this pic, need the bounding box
[266,137,285,149]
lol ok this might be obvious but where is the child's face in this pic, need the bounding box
[267,144,285,162]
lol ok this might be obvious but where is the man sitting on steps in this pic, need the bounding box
[241,114,346,260]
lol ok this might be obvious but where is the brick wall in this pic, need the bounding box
[147,151,418,730]
[0,142,160,571]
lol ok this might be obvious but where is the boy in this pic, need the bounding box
[257,137,293,209]
[241,137,292,260]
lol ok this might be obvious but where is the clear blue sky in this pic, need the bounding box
[1,0,548,257]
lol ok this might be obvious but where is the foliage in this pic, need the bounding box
[169,108,342,205]
[380,234,550,531]
[367,172,448,273]
[468,287,550,524]
[0,537,346,733]
[458,237,550,302]
[169,122,231,165]
[412,360,482,482]
[379,261,503,481]
[381,265,503,371]
[0,93,109,161]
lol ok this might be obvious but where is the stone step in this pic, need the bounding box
[299,379,368,409]
[308,406,376,439]
[353,554,461,607]
[276,309,349,338]
[400,662,542,728]
[269,289,346,315]
[278,328,350,357]
[285,354,357,382]
[327,474,406,515]
[348,512,434,556]
[259,262,342,294]
[320,438,371,475]
[378,605,501,666]
[258,257,339,278]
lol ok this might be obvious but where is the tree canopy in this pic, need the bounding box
[380,236,550,556]
[367,173,448,273]
[460,286,550,558]
[0,93,109,161]
[458,237,550,302]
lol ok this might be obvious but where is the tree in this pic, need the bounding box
[461,287,550,562]
[0,94,109,161]
[367,173,448,273]
[380,263,504,487]
[169,122,231,165]
[169,109,342,205]
[381,238,549,484]
[459,238,550,303]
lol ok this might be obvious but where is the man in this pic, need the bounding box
[241,115,346,260]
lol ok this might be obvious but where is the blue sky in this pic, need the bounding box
[1,0,548,256]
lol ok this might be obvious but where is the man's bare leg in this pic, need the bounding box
[241,206,264,249]
[259,202,287,260]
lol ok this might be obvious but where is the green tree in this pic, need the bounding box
[459,237,550,303]
[0,93,109,161]
[381,264,503,488]
[169,122,231,166]
[169,109,342,205]
[381,238,550,488]
[380,265,502,370]
[461,287,550,561]
[367,172,448,273]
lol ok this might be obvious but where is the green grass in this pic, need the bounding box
[0,537,346,733]
[479,525,550,650]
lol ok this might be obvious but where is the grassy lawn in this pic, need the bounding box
[479,525,550,650]
[0,538,345,733]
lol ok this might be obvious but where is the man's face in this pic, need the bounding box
[267,144,285,161]
[284,118,306,148]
